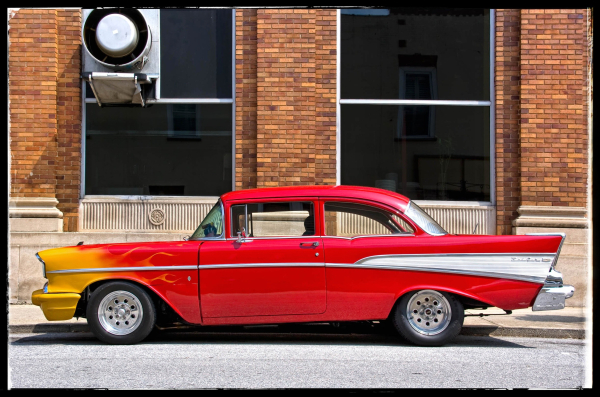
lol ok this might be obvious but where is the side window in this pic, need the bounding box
[324,202,414,237]
[231,202,315,238]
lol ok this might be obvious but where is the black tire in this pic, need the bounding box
[392,289,464,347]
[86,281,156,345]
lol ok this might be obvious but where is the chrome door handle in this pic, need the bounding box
[300,242,319,247]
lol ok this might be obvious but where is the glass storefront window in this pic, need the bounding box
[341,8,492,202]
[341,8,490,101]
[85,104,232,196]
[341,104,490,201]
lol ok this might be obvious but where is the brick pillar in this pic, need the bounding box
[235,9,258,190]
[314,9,337,185]
[518,9,589,208]
[9,9,63,232]
[56,9,82,231]
[495,9,522,236]
[256,9,316,187]
[513,9,591,307]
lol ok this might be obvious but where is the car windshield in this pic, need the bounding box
[404,201,447,236]
[190,200,224,239]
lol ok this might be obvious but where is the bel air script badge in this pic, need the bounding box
[511,257,551,262]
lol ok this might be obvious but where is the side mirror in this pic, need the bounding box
[183,235,190,241]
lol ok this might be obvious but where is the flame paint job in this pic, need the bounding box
[38,241,202,323]
[33,186,566,328]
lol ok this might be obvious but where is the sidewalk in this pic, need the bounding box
[8,304,589,339]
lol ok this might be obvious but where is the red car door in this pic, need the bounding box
[319,198,418,320]
[199,198,325,318]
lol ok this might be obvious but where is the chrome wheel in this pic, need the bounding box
[97,290,144,336]
[406,290,451,336]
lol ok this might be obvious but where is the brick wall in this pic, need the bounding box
[9,9,82,231]
[235,9,258,190]
[237,9,337,189]
[56,9,82,232]
[495,9,590,234]
[314,9,337,185]
[9,9,59,199]
[519,9,589,208]
[495,9,522,235]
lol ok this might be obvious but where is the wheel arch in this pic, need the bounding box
[75,277,185,325]
[386,286,494,319]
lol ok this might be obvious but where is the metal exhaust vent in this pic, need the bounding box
[82,8,159,107]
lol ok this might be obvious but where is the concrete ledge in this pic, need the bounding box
[513,206,589,228]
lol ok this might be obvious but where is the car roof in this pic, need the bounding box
[220,185,411,213]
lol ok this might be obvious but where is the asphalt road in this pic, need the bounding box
[8,330,588,389]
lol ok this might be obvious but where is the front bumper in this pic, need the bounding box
[532,285,575,311]
[31,289,81,321]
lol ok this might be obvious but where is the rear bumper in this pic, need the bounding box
[31,289,81,321]
[532,285,575,311]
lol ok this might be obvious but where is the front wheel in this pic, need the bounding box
[86,281,156,345]
[392,289,464,346]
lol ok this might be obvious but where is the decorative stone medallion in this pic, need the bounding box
[149,208,165,226]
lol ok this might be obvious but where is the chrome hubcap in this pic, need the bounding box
[98,290,143,336]
[406,290,451,336]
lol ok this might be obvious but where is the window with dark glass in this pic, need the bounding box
[341,8,491,202]
[85,9,233,197]
[85,104,232,196]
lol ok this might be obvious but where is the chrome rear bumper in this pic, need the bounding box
[532,285,575,311]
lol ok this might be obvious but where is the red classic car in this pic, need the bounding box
[31,185,574,346]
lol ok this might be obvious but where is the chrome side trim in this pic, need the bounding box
[329,252,558,284]
[36,253,46,278]
[200,263,324,270]
[47,265,198,274]
[326,263,547,284]
[223,235,415,241]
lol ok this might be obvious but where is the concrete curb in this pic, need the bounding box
[9,323,586,340]
[459,325,585,339]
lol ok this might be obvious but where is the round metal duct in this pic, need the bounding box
[83,8,151,71]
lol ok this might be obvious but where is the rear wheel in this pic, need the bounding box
[87,281,156,345]
[393,289,464,346]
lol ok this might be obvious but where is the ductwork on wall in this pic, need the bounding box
[82,8,159,106]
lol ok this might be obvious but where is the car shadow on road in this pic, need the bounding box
[11,327,530,349]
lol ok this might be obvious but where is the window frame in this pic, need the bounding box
[320,198,419,239]
[226,197,320,240]
[337,9,496,206]
[81,9,236,198]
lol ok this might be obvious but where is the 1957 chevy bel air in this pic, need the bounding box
[31,185,574,346]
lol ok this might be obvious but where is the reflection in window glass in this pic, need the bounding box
[324,202,413,237]
[341,104,490,202]
[341,8,490,100]
[85,104,232,196]
[233,202,314,238]
[160,9,232,99]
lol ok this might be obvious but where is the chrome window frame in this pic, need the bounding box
[405,201,448,236]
